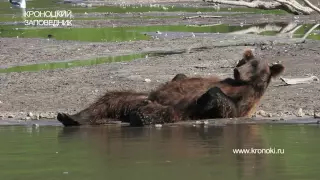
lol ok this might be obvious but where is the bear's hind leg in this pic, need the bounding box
[57,91,148,127]
[57,113,81,126]
[193,87,238,119]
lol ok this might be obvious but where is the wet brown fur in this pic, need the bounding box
[57,49,284,126]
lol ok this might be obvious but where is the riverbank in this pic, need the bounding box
[0,1,319,123]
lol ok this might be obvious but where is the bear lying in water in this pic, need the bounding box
[57,49,284,126]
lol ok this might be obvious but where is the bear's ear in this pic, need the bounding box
[243,49,254,60]
[270,64,284,77]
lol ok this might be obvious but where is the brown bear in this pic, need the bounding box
[57,49,284,127]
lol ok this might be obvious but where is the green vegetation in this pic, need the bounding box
[0,53,147,73]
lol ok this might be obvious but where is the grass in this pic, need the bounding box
[0,53,148,73]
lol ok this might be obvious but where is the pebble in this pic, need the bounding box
[155,124,162,128]
[144,78,151,83]
[8,115,14,118]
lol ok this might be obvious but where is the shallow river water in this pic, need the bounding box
[1,0,320,179]
[0,123,319,180]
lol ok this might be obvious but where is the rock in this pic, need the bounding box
[39,113,46,118]
[27,112,33,117]
[144,78,151,83]
[8,115,14,118]
[21,116,31,120]
[315,109,320,118]
[195,120,202,124]
[47,112,56,119]
[33,124,40,128]
[256,110,271,117]
[194,120,209,125]
[276,112,284,117]
[295,108,304,117]
[0,101,2,104]
[155,124,162,128]
[31,113,40,120]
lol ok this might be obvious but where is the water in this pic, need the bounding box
[0,53,148,73]
[1,23,319,42]
[0,1,320,179]
[0,124,319,179]
[0,0,286,15]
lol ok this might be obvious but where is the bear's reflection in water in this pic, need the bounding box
[59,124,272,178]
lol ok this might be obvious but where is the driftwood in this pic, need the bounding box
[302,0,320,13]
[228,24,283,35]
[226,23,319,40]
[280,75,319,85]
[183,15,222,19]
[186,23,222,27]
[302,24,320,39]
[203,0,319,15]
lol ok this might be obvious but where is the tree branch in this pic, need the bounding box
[302,24,320,39]
[203,0,318,15]
[204,0,282,9]
[228,24,283,34]
[302,0,320,13]
[275,0,314,14]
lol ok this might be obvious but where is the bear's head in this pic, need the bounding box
[233,49,284,88]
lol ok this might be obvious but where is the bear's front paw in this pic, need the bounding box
[129,111,153,127]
